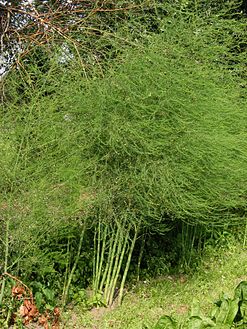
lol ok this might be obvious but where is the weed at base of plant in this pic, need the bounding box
[150,281,247,329]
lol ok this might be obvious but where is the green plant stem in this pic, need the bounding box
[137,233,146,282]
[99,233,114,293]
[108,224,130,306]
[103,223,121,303]
[0,218,9,305]
[94,224,108,294]
[188,225,196,268]
[62,224,86,308]
[62,237,71,303]
[94,221,101,293]
[118,224,138,306]
[243,220,247,247]
[106,220,125,304]
[92,226,97,294]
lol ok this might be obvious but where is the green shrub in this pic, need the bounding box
[1,4,247,311]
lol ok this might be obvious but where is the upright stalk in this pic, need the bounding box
[99,233,114,293]
[188,225,196,268]
[118,224,138,306]
[243,220,247,247]
[108,223,130,306]
[62,224,86,308]
[93,223,108,294]
[137,233,146,282]
[0,218,9,305]
[62,238,71,306]
[103,223,121,302]
[93,220,102,294]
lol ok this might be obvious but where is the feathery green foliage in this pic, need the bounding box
[0,1,247,317]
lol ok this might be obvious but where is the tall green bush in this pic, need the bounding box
[1,4,247,309]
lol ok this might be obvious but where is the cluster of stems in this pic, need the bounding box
[93,217,138,306]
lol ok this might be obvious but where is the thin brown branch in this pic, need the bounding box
[2,272,34,304]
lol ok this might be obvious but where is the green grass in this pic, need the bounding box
[63,239,247,328]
